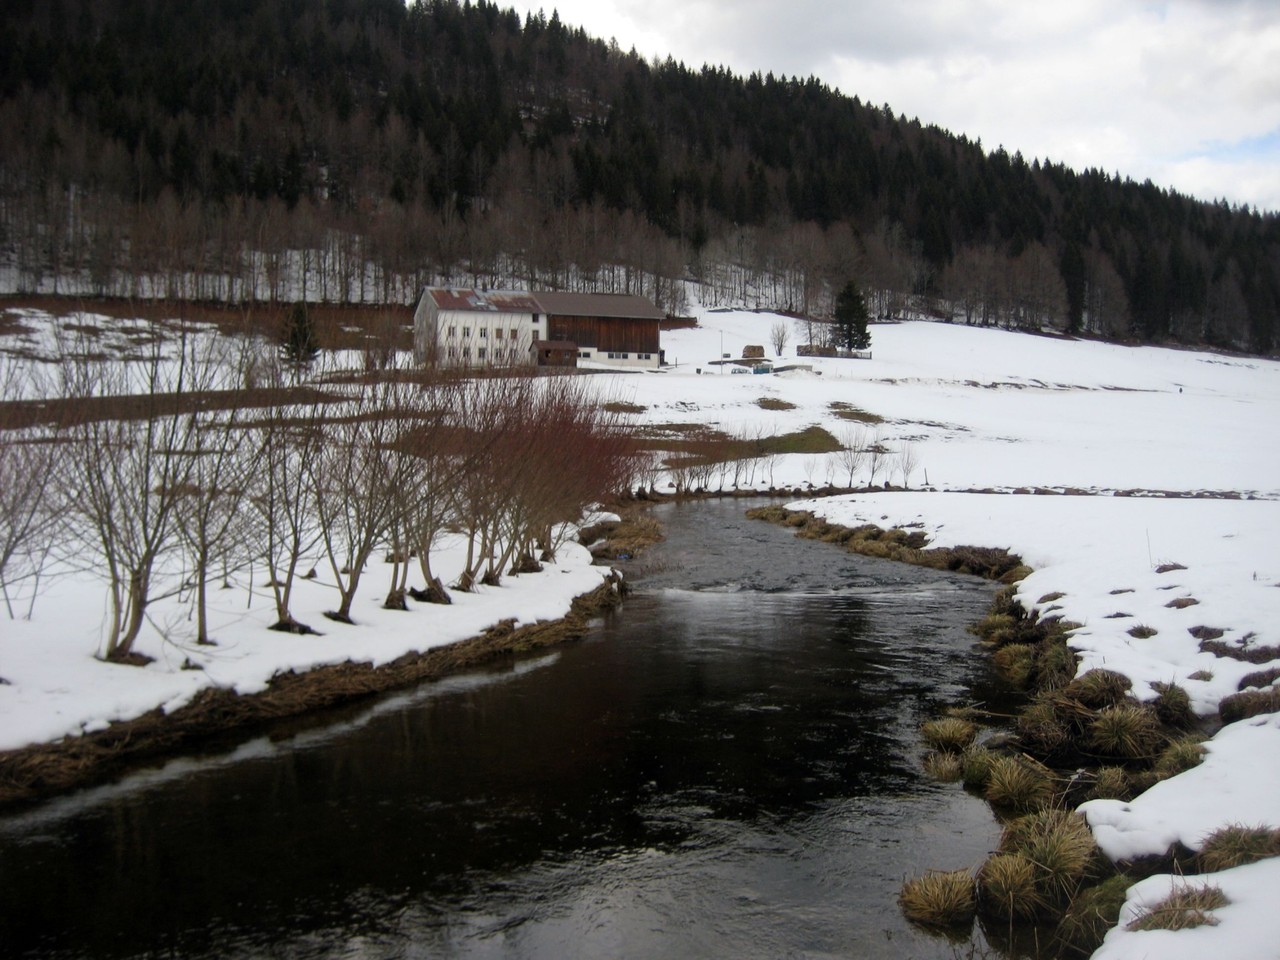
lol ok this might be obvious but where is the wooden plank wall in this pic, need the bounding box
[546,316,660,353]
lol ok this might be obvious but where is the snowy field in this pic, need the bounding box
[3,301,1280,958]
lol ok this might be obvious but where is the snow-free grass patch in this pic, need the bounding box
[983,755,1053,811]
[1057,874,1132,953]
[1088,703,1163,760]
[961,746,996,790]
[601,400,647,414]
[898,869,977,927]
[977,854,1045,920]
[1197,825,1280,873]
[1125,883,1228,932]
[1153,735,1207,780]
[1086,766,1133,802]
[1151,681,1197,729]
[828,401,884,424]
[1219,687,1280,724]
[923,751,964,782]
[921,716,979,753]
[755,396,797,411]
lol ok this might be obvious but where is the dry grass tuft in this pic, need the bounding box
[1199,637,1280,664]
[1151,681,1197,730]
[1188,669,1214,682]
[1000,564,1034,584]
[921,717,979,753]
[1088,703,1162,760]
[1037,591,1066,604]
[1056,875,1132,953]
[1034,639,1079,691]
[1154,562,1188,574]
[999,809,1099,903]
[1239,666,1280,690]
[1165,596,1200,609]
[1189,625,1225,641]
[1153,735,1206,780]
[1086,765,1132,801]
[977,854,1044,920]
[1016,700,1072,757]
[1127,624,1159,639]
[960,746,996,790]
[992,643,1037,688]
[984,755,1053,811]
[1126,883,1228,932]
[898,869,977,927]
[1064,669,1132,709]
[1219,687,1280,724]
[1197,824,1280,872]
[923,751,964,782]
[971,612,1019,645]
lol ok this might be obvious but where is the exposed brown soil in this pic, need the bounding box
[0,572,625,809]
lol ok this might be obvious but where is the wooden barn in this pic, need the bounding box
[534,291,664,369]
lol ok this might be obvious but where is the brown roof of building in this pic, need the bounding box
[532,291,665,320]
[427,288,540,313]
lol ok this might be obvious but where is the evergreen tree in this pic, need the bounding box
[280,301,320,368]
[835,281,871,350]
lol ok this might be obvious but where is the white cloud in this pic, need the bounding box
[506,0,1280,210]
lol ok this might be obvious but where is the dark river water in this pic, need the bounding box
[0,498,1017,959]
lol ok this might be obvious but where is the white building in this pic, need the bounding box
[412,288,542,368]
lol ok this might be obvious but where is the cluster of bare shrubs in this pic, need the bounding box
[0,335,641,663]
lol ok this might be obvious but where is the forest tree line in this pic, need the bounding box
[1,0,1277,352]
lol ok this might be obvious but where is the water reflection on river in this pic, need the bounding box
[0,498,1018,959]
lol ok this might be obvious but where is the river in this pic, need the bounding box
[0,498,1019,958]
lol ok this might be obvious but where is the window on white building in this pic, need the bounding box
[477,347,486,360]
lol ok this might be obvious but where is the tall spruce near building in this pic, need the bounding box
[835,281,871,351]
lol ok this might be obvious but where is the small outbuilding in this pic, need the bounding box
[533,340,579,367]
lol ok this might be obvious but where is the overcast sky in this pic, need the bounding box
[505,0,1280,213]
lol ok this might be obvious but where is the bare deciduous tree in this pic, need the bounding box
[309,378,417,623]
[249,354,329,633]
[865,430,886,489]
[769,320,790,357]
[0,358,63,619]
[835,425,867,489]
[897,441,920,489]
[59,334,200,662]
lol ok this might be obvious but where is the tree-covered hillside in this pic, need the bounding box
[2,0,1276,351]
